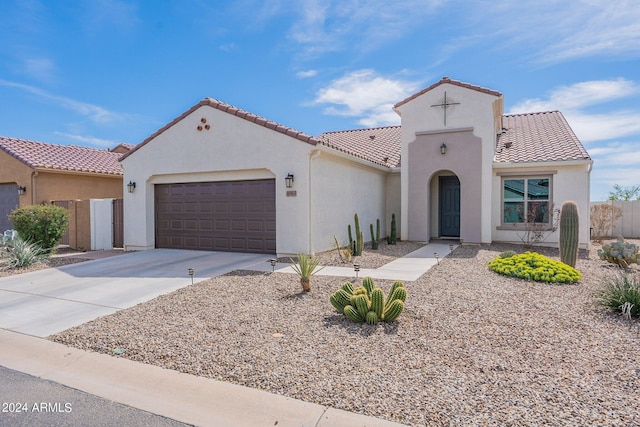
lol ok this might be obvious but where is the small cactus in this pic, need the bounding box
[330,278,405,324]
[354,214,363,256]
[598,236,639,268]
[389,214,397,245]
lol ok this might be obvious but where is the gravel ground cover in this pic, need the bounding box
[50,240,640,426]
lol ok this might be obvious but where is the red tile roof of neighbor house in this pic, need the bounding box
[0,136,124,175]
[316,126,401,167]
[495,111,591,163]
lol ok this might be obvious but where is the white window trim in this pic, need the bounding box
[498,175,553,230]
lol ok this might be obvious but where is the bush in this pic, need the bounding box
[598,274,640,317]
[499,250,517,258]
[590,203,622,242]
[597,236,639,268]
[8,205,69,252]
[488,251,581,284]
[2,237,48,269]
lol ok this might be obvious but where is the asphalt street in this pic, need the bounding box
[0,365,192,427]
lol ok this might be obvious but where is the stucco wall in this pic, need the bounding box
[310,151,387,254]
[407,129,483,243]
[0,150,34,208]
[396,83,501,243]
[121,104,315,255]
[492,163,592,248]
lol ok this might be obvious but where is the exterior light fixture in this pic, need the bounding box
[269,258,277,273]
[434,253,440,265]
[353,263,361,279]
[440,143,447,155]
[285,173,295,188]
[188,267,195,284]
[127,181,136,193]
[17,185,26,196]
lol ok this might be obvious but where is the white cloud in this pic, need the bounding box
[509,79,640,143]
[296,69,318,78]
[313,69,420,127]
[0,79,126,124]
[53,132,121,148]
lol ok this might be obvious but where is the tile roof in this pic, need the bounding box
[0,136,124,175]
[394,76,502,109]
[495,111,591,163]
[120,98,318,161]
[316,126,401,167]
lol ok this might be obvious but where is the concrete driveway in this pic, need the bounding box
[0,249,272,337]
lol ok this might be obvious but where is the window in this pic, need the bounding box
[503,177,550,224]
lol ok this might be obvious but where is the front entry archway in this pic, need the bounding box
[439,175,460,237]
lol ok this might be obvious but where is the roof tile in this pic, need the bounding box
[495,111,591,163]
[0,136,123,175]
[395,76,502,109]
[316,126,401,167]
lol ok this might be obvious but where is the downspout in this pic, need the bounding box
[30,170,38,205]
[308,148,321,254]
[586,161,593,250]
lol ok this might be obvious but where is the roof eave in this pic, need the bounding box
[493,159,593,168]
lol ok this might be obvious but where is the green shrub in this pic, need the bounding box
[2,237,48,269]
[598,274,640,317]
[488,251,581,284]
[9,205,69,252]
[597,236,639,268]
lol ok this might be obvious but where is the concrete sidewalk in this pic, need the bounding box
[0,329,406,427]
[250,242,456,281]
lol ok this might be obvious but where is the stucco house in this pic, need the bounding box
[120,77,592,256]
[0,136,126,234]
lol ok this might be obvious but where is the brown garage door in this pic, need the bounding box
[155,180,276,254]
[0,183,19,232]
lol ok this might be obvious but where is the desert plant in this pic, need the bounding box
[329,277,406,323]
[499,250,517,258]
[289,253,324,292]
[598,273,640,317]
[488,251,581,284]
[2,237,48,268]
[369,218,380,250]
[388,213,397,245]
[590,203,623,242]
[559,201,579,268]
[9,204,69,252]
[510,203,560,249]
[597,236,639,268]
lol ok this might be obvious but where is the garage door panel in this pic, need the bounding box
[155,180,275,253]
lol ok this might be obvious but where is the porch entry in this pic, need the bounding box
[439,176,460,237]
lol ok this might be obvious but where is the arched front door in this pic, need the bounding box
[439,175,460,237]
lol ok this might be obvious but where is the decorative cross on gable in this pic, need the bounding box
[431,91,460,126]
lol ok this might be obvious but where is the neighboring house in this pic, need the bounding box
[120,77,592,255]
[0,136,126,233]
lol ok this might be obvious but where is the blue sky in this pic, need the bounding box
[0,0,638,201]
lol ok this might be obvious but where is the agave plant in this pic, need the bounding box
[289,253,324,292]
[2,237,48,268]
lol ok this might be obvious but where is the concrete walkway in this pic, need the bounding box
[250,242,456,281]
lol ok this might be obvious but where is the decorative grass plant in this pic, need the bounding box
[598,274,640,317]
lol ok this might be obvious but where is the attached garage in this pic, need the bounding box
[0,183,19,232]
[155,179,276,254]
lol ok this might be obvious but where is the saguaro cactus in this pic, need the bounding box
[559,201,579,268]
[353,213,363,256]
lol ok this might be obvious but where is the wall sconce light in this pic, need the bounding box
[434,253,440,265]
[353,263,361,279]
[440,143,447,155]
[188,267,195,284]
[127,181,136,193]
[285,173,295,189]
[269,258,277,273]
[17,185,26,196]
